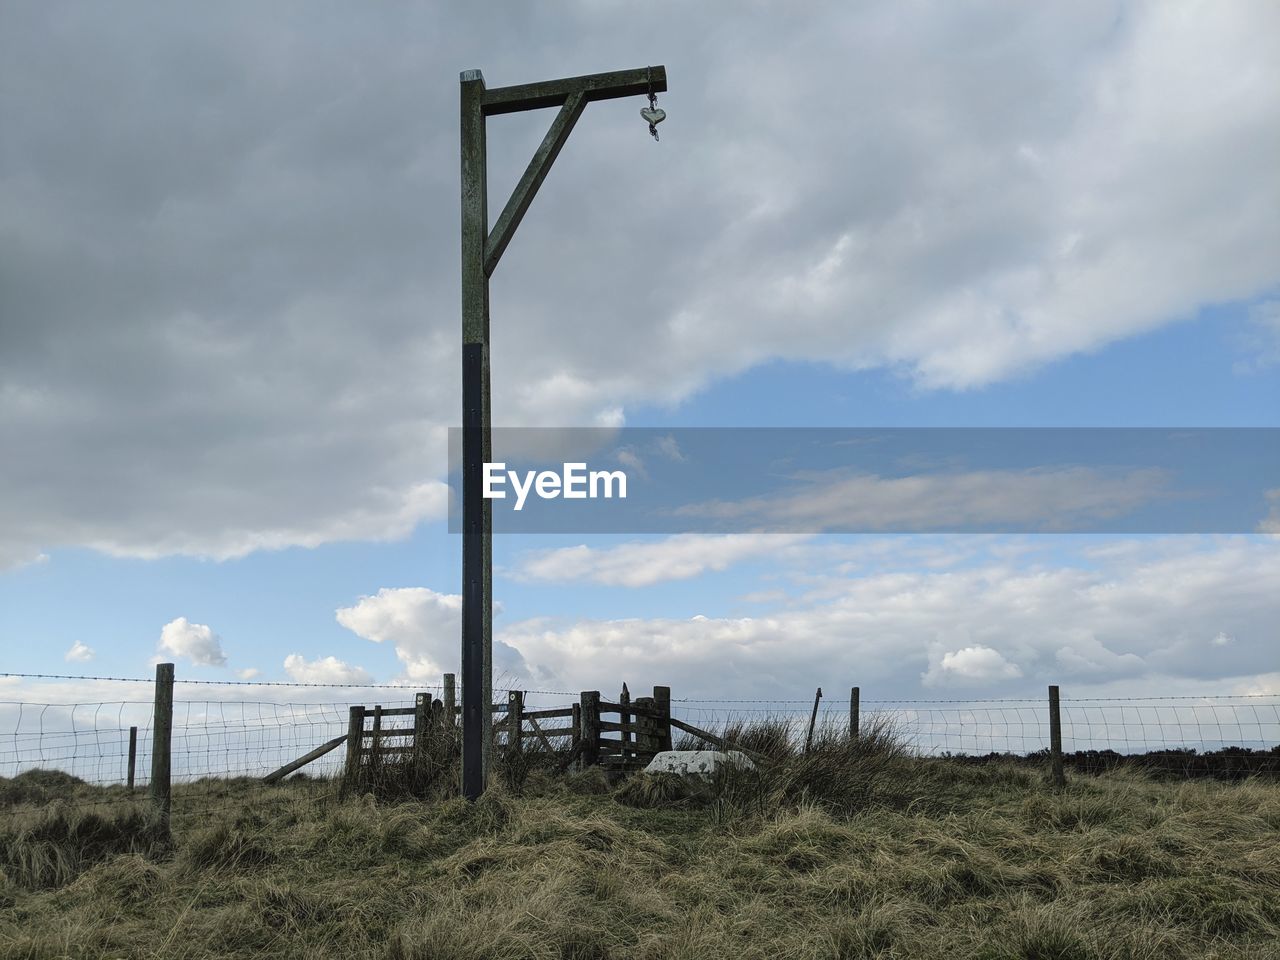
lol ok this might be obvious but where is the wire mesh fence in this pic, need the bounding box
[2,673,1278,825]
[671,696,1280,752]
[669,694,1280,776]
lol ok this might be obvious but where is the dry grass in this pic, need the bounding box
[1,735,1278,959]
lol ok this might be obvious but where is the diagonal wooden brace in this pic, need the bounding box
[485,93,586,277]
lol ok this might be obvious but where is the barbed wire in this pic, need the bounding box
[0,671,449,690]
[9,673,1276,704]
[0,672,579,696]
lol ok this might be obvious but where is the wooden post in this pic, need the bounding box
[633,696,657,756]
[849,686,860,742]
[414,693,429,770]
[149,663,174,830]
[806,687,823,753]
[508,690,524,757]
[460,68,493,803]
[443,673,456,725]
[653,686,672,752]
[342,705,365,798]
[580,691,601,768]
[1049,685,1065,789]
[619,683,631,757]
[371,704,383,783]
[127,725,137,791]
[570,702,582,772]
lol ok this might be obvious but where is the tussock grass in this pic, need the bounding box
[1,732,1278,959]
[0,799,170,890]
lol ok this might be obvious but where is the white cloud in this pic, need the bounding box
[1233,299,1280,374]
[335,587,528,682]
[1211,632,1234,648]
[654,435,686,462]
[1053,636,1146,679]
[0,549,49,573]
[516,534,812,587]
[83,481,449,562]
[1257,489,1280,534]
[282,654,371,685]
[674,467,1168,531]
[158,617,227,667]
[614,448,648,480]
[494,537,1280,698]
[2,3,1276,566]
[236,667,261,680]
[926,645,1023,685]
[63,641,94,663]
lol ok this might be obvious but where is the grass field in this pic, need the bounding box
[2,732,1278,960]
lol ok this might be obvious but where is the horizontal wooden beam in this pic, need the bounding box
[361,706,416,718]
[362,727,414,739]
[599,720,639,734]
[482,65,667,116]
[522,707,574,721]
[601,700,661,718]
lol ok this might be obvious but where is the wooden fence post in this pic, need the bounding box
[371,704,383,784]
[633,696,657,755]
[342,705,365,798]
[849,686,860,742]
[571,703,582,770]
[508,690,523,757]
[414,693,429,771]
[1048,685,1065,789]
[619,683,631,757]
[805,687,823,753]
[580,691,600,768]
[127,725,138,791]
[149,663,174,830]
[653,686,672,752]
[443,673,456,726]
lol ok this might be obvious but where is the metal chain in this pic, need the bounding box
[646,67,660,141]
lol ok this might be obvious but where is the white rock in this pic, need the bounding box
[642,749,755,778]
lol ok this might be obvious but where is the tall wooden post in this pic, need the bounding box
[653,686,672,752]
[342,705,365,799]
[849,686,860,742]
[458,66,667,800]
[1048,685,1065,789]
[460,69,492,801]
[149,663,174,830]
[126,725,138,790]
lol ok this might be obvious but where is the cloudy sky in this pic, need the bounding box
[2,1,1278,706]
